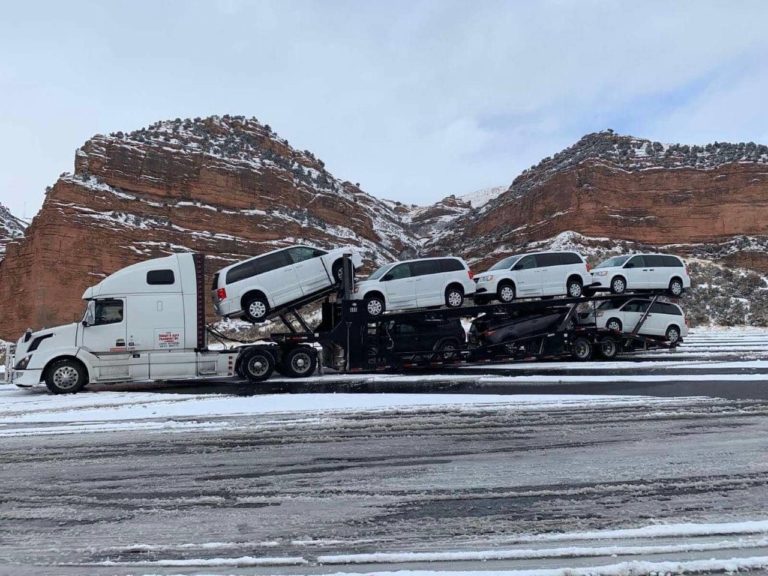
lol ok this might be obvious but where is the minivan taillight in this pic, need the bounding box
[586,263,591,272]
[468,269,474,280]
[216,287,227,300]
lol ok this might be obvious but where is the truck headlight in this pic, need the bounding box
[14,354,32,370]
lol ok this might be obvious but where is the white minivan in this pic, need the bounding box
[351,257,475,316]
[212,245,363,322]
[595,298,688,344]
[473,251,592,303]
[591,254,691,296]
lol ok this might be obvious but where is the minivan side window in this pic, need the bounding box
[560,252,583,265]
[623,300,650,313]
[94,299,124,325]
[439,258,464,272]
[662,255,683,267]
[386,263,412,280]
[288,246,326,264]
[652,302,682,315]
[515,255,537,270]
[147,269,175,285]
[226,251,291,284]
[412,259,442,276]
[537,253,561,267]
[645,255,665,267]
[625,255,645,268]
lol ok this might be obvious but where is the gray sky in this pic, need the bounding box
[2,0,768,218]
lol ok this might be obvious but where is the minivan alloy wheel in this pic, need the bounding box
[498,284,515,302]
[446,288,463,308]
[249,300,267,319]
[611,277,626,294]
[366,297,384,316]
[567,280,583,297]
[669,279,683,296]
[666,326,680,344]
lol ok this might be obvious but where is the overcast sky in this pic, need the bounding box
[2,0,768,218]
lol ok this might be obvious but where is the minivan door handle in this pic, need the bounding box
[115,339,126,347]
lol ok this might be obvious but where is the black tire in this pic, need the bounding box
[445,285,464,308]
[668,277,684,297]
[610,276,627,295]
[241,348,275,383]
[497,281,516,303]
[582,287,595,298]
[242,293,270,323]
[282,347,317,378]
[364,293,386,317]
[332,260,353,284]
[435,338,461,360]
[566,277,583,298]
[606,317,623,332]
[666,324,682,345]
[45,358,87,394]
[572,336,593,361]
[598,337,619,360]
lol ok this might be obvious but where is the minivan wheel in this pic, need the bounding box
[610,276,626,294]
[45,359,87,394]
[364,294,386,316]
[498,282,515,303]
[243,294,270,323]
[283,347,317,378]
[666,325,681,345]
[332,260,352,284]
[572,337,593,361]
[606,318,623,332]
[436,339,461,360]
[445,286,464,308]
[567,278,583,298]
[669,278,684,297]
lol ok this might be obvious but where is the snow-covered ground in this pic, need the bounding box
[1,328,767,575]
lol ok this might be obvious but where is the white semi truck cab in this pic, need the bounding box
[5,253,240,393]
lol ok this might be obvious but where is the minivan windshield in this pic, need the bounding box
[367,264,393,281]
[595,255,629,269]
[489,255,522,271]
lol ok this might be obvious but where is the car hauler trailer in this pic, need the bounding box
[5,253,683,393]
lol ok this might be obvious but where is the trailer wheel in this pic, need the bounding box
[666,325,681,345]
[598,337,619,360]
[241,348,274,382]
[436,338,461,360]
[572,337,593,361]
[445,285,464,308]
[610,276,626,294]
[606,318,623,332]
[45,359,87,394]
[364,294,386,316]
[243,293,270,323]
[668,277,684,297]
[283,347,317,378]
[566,277,583,298]
[497,281,516,303]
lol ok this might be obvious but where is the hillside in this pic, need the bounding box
[2,123,768,338]
[0,203,26,261]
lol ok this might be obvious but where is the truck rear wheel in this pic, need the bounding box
[283,347,317,378]
[45,359,87,394]
[571,337,593,361]
[241,348,275,382]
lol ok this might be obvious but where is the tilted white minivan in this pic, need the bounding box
[351,256,475,316]
[473,251,592,303]
[591,253,691,296]
[213,245,363,322]
[595,298,688,344]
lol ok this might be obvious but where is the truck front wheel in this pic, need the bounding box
[45,359,87,394]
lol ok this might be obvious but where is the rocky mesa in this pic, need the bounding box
[2,122,768,338]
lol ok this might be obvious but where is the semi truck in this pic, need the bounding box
[4,252,680,394]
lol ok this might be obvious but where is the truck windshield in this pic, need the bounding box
[367,264,393,281]
[489,255,521,271]
[595,255,629,268]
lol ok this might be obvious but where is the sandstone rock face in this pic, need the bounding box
[3,124,768,338]
[0,203,26,261]
[0,116,419,338]
[435,131,768,269]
